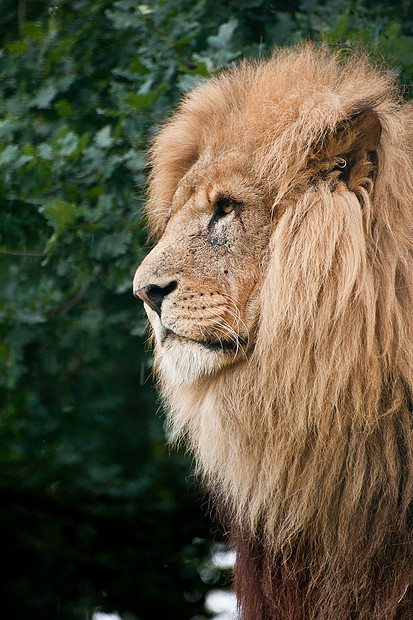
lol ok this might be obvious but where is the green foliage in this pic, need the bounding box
[266,1,413,89]
[1,0,412,618]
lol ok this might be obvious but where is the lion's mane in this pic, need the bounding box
[146,45,413,618]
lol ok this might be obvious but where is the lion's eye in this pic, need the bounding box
[209,196,241,231]
[216,197,236,216]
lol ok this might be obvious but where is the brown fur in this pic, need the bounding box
[133,44,413,618]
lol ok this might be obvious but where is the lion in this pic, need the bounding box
[133,44,413,619]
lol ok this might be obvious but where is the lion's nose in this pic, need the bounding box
[134,281,177,316]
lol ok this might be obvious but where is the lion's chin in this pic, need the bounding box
[156,332,234,385]
[145,306,241,384]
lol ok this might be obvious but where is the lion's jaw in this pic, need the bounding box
[144,304,237,384]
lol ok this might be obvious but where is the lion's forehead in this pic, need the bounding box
[174,172,254,203]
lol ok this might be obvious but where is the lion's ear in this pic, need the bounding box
[316,108,381,186]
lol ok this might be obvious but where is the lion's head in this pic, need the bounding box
[134,45,413,618]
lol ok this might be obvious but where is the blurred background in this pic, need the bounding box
[1,1,413,618]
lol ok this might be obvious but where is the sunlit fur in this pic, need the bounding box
[144,45,413,618]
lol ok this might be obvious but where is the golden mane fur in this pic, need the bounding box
[136,44,413,618]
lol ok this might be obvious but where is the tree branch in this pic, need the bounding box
[0,249,47,257]
[18,0,26,32]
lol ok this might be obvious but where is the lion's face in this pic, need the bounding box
[133,150,272,383]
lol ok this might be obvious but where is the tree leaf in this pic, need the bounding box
[40,199,81,232]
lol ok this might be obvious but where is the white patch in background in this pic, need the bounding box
[212,549,237,570]
[205,589,239,619]
[91,549,237,620]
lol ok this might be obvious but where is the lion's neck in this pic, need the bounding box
[162,354,412,543]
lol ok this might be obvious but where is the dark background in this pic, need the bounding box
[1,0,413,618]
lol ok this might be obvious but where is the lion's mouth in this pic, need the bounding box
[200,339,240,352]
[162,330,244,353]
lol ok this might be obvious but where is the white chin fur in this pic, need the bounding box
[144,304,223,384]
[158,338,223,384]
